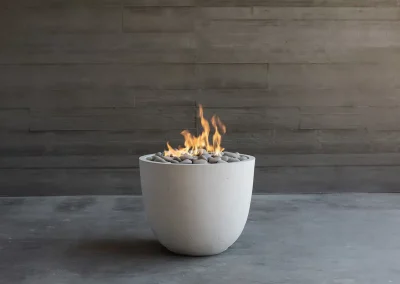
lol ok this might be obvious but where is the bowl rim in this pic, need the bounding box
[139,153,255,165]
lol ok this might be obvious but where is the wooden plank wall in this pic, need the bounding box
[1,0,400,196]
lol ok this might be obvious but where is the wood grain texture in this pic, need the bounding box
[0,33,197,64]
[0,0,121,8]
[0,131,190,156]
[197,20,400,63]
[269,64,400,91]
[0,7,121,33]
[0,90,196,109]
[195,89,400,108]
[29,107,195,131]
[0,65,197,90]
[200,7,400,20]
[195,0,399,7]
[123,7,196,32]
[0,109,30,131]
[1,1,400,195]
[0,169,141,196]
[123,0,194,6]
[254,166,400,193]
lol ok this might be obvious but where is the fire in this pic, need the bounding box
[164,105,226,157]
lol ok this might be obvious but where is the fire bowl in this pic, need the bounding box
[139,153,255,256]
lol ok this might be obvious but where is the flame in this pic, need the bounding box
[164,105,226,157]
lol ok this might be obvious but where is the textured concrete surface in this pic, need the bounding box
[1,194,400,284]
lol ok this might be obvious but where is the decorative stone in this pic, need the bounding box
[180,159,193,164]
[146,156,154,161]
[194,159,208,164]
[199,149,209,155]
[203,154,212,159]
[170,160,179,164]
[223,151,240,159]
[156,152,164,157]
[239,155,249,161]
[221,156,229,162]
[227,157,240,163]
[154,157,168,163]
[217,160,228,163]
[173,157,182,162]
[162,156,174,162]
[208,157,221,164]
[198,155,208,160]
[180,154,193,161]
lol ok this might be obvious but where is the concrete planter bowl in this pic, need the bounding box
[139,154,255,256]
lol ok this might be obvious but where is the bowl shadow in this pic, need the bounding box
[72,237,173,258]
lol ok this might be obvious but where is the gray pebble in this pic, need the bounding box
[223,151,240,159]
[203,153,212,159]
[170,160,179,164]
[239,155,249,161]
[154,157,168,163]
[217,160,228,163]
[146,156,154,161]
[193,159,208,164]
[156,152,164,157]
[208,157,221,163]
[173,156,182,162]
[162,155,174,162]
[221,156,229,162]
[180,159,193,164]
[180,154,193,161]
[198,155,208,160]
[227,157,240,163]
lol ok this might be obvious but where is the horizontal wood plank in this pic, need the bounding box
[200,7,400,20]
[0,0,121,8]
[195,89,400,108]
[0,7,121,33]
[0,64,269,91]
[3,88,400,109]
[269,63,400,91]
[0,65,197,90]
[255,166,400,193]
[197,20,400,63]
[299,107,400,130]
[195,0,399,7]
[123,7,195,32]
[29,107,195,131]
[0,109,30,131]
[0,33,196,64]
[0,90,196,109]
[0,169,141,196]
[0,131,191,156]
[123,0,194,6]
[196,64,268,89]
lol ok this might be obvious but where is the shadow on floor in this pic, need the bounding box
[61,237,212,276]
[72,238,173,258]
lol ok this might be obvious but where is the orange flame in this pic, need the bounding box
[164,105,226,157]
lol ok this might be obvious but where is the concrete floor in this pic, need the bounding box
[1,194,400,284]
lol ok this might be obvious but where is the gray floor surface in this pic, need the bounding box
[1,194,400,284]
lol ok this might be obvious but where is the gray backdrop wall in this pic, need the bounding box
[1,0,400,196]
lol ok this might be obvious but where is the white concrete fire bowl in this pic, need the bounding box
[139,154,255,256]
